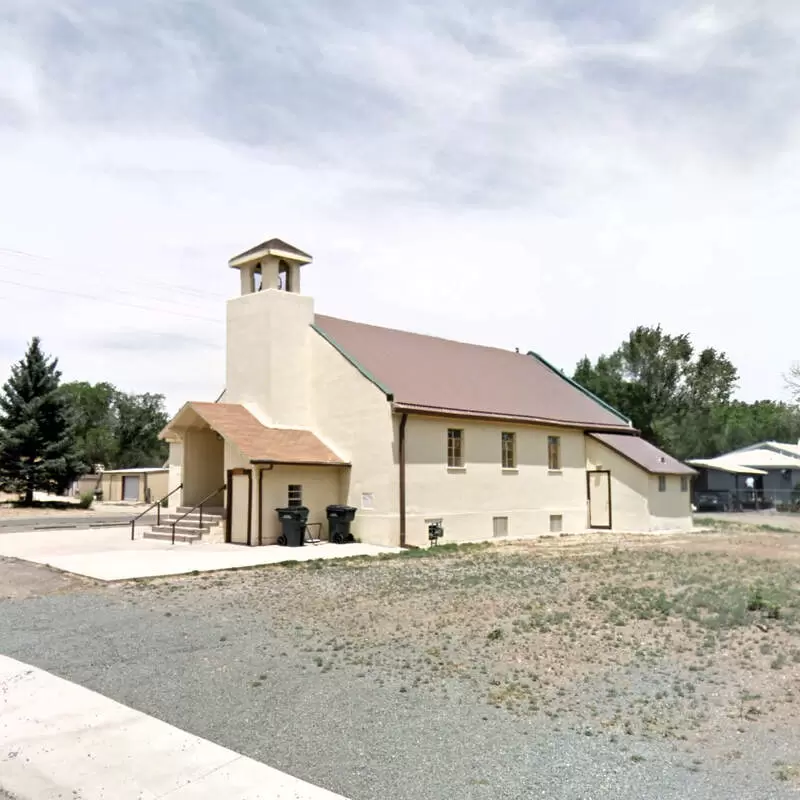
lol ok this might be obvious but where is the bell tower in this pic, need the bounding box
[228,238,313,295]
[225,237,315,427]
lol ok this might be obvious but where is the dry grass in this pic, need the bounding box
[135,529,800,744]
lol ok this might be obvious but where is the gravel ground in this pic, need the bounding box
[2,536,800,799]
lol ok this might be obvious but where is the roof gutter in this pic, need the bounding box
[391,404,633,432]
[250,459,351,467]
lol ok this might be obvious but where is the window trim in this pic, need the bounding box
[447,428,464,469]
[287,484,303,507]
[547,435,561,471]
[501,431,516,470]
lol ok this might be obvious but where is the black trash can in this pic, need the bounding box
[275,506,310,547]
[326,504,357,544]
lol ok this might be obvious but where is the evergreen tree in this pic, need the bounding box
[0,338,83,504]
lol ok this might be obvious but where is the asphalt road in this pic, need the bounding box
[0,512,151,533]
[1,566,797,800]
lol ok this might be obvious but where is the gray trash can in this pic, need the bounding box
[326,504,357,544]
[275,506,310,547]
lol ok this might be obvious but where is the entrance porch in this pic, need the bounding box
[160,401,350,546]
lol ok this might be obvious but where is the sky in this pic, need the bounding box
[0,0,798,415]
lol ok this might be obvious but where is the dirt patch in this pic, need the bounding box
[0,556,96,599]
[130,529,800,745]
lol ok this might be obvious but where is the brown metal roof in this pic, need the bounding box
[313,315,632,430]
[589,433,696,475]
[230,238,312,263]
[168,402,346,466]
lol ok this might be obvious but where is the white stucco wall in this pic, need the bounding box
[585,437,650,532]
[167,441,183,508]
[310,330,398,547]
[259,465,343,545]
[403,416,588,546]
[183,429,225,507]
[225,289,315,428]
[647,475,693,530]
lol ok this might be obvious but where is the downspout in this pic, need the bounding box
[399,413,408,548]
[258,464,274,546]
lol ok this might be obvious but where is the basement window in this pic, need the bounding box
[447,429,464,468]
[658,476,667,492]
[550,514,563,533]
[493,516,509,538]
[288,484,303,507]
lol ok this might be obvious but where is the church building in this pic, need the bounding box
[160,238,694,547]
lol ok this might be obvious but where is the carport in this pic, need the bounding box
[688,456,769,511]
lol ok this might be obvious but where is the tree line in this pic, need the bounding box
[573,325,800,461]
[0,338,169,504]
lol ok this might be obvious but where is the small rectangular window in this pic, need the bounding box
[550,514,563,533]
[547,436,561,471]
[447,429,464,468]
[658,476,667,492]
[288,484,303,507]
[493,516,508,537]
[501,432,516,469]
[680,476,689,493]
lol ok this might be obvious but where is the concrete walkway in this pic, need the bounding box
[0,655,350,800]
[0,526,401,581]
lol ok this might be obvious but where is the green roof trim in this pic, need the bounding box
[526,350,632,426]
[312,324,395,401]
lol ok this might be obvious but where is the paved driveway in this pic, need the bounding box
[699,510,800,532]
[0,527,400,581]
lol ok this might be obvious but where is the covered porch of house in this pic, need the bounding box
[160,402,350,546]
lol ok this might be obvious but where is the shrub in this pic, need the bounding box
[747,587,766,612]
[78,491,95,509]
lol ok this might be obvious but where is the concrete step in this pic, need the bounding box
[143,530,202,543]
[176,506,225,517]
[161,514,222,525]
[158,516,219,530]
[150,524,208,537]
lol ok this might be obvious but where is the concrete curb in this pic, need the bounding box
[0,655,351,800]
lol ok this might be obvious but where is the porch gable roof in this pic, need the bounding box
[161,402,347,466]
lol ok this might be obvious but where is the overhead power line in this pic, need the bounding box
[0,277,225,324]
[0,261,223,314]
[0,246,229,301]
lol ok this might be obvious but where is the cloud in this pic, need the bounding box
[0,0,799,414]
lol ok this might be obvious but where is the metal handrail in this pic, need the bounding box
[170,484,226,545]
[130,483,183,540]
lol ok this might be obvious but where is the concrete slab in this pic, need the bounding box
[0,655,349,800]
[0,526,402,581]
